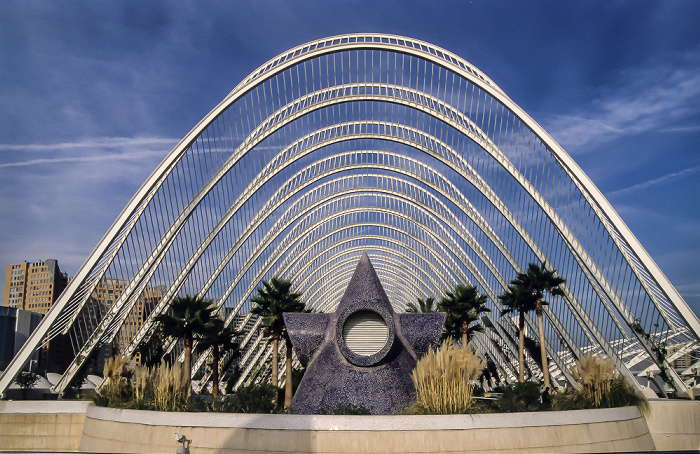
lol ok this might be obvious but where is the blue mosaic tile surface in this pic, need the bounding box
[284,252,445,414]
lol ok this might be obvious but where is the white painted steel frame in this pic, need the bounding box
[1,33,697,398]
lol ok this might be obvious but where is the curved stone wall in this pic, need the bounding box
[5,400,699,453]
[79,404,655,453]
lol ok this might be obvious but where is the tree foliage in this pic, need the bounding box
[509,263,566,388]
[195,318,239,398]
[499,282,537,382]
[250,277,307,409]
[155,295,219,396]
[438,284,490,345]
[406,296,437,313]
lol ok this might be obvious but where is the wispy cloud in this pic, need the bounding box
[0,136,178,168]
[545,52,700,151]
[606,164,700,198]
[0,136,178,152]
[0,150,168,169]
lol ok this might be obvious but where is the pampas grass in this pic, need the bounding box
[96,358,190,411]
[406,342,485,414]
[101,356,132,404]
[152,361,190,412]
[553,354,649,414]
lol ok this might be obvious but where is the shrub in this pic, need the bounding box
[14,371,40,399]
[495,381,542,412]
[230,383,278,413]
[553,354,648,413]
[406,342,485,414]
[14,371,40,389]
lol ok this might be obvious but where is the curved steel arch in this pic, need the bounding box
[2,33,697,398]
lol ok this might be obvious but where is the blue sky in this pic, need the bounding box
[0,1,698,314]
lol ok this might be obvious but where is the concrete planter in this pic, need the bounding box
[80,404,654,453]
[2,400,698,453]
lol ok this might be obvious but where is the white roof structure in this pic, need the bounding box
[1,34,698,398]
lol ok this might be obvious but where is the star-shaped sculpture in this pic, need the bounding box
[284,252,445,414]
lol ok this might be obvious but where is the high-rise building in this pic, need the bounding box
[3,260,71,372]
[85,278,164,369]
[0,306,42,371]
[3,260,165,374]
[3,259,68,313]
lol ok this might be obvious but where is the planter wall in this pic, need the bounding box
[2,400,698,453]
[80,404,653,453]
[0,400,89,452]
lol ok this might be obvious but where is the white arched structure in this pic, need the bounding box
[2,34,698,398]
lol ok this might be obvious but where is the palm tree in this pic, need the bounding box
[250,277,306,409]
[194,318,239,398]
[512,263,566,388]
[499,283,537,383]
[155,295,218,397]
[406,296,437,313]
[438,284,490,346]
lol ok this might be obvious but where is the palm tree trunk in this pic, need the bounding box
[184,334,193,402]
[284,337,293,410]
[518,311,525,383]
[212,346,220,398]
[461,319,468,348]
[271,333,279,389]
[536,301,550,389]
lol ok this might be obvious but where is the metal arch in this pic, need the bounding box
[174,176,568,388]
[298,245,448,311]
[229,82,664,360]
[179,76,669,382]
[189,54,693,364]
[124,143,510,360]
[298,251,438,308]
[105,106,555,378]
[137,147,586,389]
[226,223,528,383]
[223,32,697,340]
[176,147,588,383]
[2,33,695,397]
[292,224,477,311]
[236,230,454,323]
[198,54,653,349]
[229,33,506,101]
[193,249,429,384]
[188,221,455,373]
[277,202,493,297]
[300,234,576,384]
[297,248,440,303]
[41,120,624,395]
[208,38,697,386]
[188,233,453,379]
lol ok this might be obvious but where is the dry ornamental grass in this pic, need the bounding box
[553,353,649,413]
[407,342,485,414]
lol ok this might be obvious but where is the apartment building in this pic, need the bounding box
[3,260,163,373]
[3,260,72,371]
[3,260,68,313]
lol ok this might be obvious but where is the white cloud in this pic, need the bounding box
[0,136,178,152]
[605,164,700,198]
[545,52,700,151]
[0,135,178,278]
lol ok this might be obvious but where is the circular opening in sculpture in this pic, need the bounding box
[342,310,389,356]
